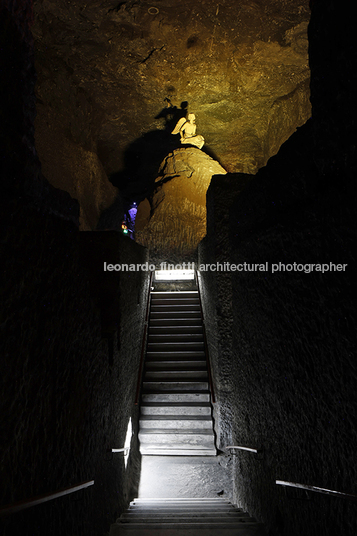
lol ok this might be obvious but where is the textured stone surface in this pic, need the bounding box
[198,0,357,533]
[32,0,311,225]
[139,456,233,500]
[0,201,148,535]
[198,174,251,450]
[136,147,226,262]
[228,132,356,536]
[0,6,149,534]
[35,109,118,229]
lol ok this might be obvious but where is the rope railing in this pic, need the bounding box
[0,480,94,517]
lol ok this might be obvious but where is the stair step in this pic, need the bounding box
[139,447,217,456]
[149,326,203,334]
[150,311,201,319]
[149,319,202,326]
[129,510,240,514]
[139,428,215,434]
[146,351,206,360]
[140,404,211,416]
[147,343,205,352]
[139,441,216,450]
[148,334,204,342]
[126,510,241,515]
[131,498,230,502]
[139,417,213,430]
[145,361,207,370]
[113,522,262,528]
[140,414,212,420]
[139,431,215,446]
[128,506,237,511]
[141,392,211,403]
[144,371,208,380]
[150,298,200,306]
[142,381,209,391]
[150,290,198,298]
[123,506,247,510]
[111,527,266,535]
[128,500,240,509]
[121,516,255,523]
[120,506,245,521]
[151,304,201,311]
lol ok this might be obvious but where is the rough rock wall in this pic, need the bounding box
[136,147,226,262]
[1,2,149,534]
[228,124,355,536]
[0,204,148,536]
[32,0,311,222]
[34,108,118,230]
[198,174,250,450]
[199,0,356,534]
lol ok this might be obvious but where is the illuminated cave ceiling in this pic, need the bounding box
[33,0,311,228]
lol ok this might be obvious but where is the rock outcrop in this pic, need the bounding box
[136,147,226,261]
[32,0,311,227]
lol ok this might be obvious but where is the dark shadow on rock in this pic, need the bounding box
[96,194,124,231]
[108,129,181,207]
[155,99,188,133]
[202,144,224,168]
[104,101,224,229]
[268,507,285,536]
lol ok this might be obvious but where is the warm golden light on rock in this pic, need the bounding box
[136,147,226,261]
[32,0,311,230]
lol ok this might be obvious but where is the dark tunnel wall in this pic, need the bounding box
[199,1,356,535]
[1,1,148,535]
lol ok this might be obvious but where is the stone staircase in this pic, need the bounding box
[110,498,267,535]
[138,289,217,456]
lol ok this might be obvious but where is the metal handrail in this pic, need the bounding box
[195,269,215,403]
[224,445,261,454]
[135,270,153,405]
[0,480,94,517]
[276,480,357,502]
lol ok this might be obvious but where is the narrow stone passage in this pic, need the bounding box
[109,273,267,534]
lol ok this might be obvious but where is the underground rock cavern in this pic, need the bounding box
[1,1,356,536]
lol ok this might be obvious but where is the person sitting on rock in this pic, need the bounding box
[171,113,205,150]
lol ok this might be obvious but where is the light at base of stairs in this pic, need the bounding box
[155,269,195,281]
